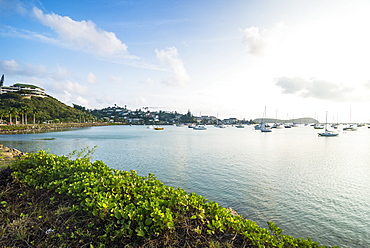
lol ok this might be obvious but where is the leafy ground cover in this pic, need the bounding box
[0,150,339,247]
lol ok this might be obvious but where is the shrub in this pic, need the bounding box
[10,150,337,247]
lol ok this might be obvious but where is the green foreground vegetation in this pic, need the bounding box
[0,150,338,247]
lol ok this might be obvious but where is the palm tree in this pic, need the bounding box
[31,108,37,124]
[25,108,28,125]
[9,108,17,125]
[20,106,26,124]
[8,110,12,124]
[13,108,19,124]
[22,106,29,125]
[0,110,5,124]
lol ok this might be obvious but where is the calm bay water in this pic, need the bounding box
[1,124,370,247]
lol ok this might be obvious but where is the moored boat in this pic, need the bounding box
[318,112,339,137]
[193,125,207,130]
[260,123,272,132]
[318,130,339,137]
[343,124,358,131]
[313,124,324,129]
[271,123,284,129]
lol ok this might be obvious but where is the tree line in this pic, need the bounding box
[0,93,95,124]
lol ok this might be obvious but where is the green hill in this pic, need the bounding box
[0,93,94,124]
[253,117,319,124]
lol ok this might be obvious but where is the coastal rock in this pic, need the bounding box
[9,148,25,157]
[0,145,25,166]
[226,207,239,216]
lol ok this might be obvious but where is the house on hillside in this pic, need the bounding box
[0,74,46,97]
[223,118,238,124]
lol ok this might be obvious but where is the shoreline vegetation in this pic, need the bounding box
[0,147,338,247]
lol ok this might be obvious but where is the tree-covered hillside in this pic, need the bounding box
[253,117,319,124]
[0,93,95,124]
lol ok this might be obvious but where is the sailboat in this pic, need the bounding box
[343,107,358,131]
[318,111,338,137]
[260,123,272,132]
[271,109,284,129]
[260,106,272,132]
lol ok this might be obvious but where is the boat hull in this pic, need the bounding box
[318,132,338,137]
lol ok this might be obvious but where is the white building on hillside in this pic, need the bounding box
[0,75,46,97]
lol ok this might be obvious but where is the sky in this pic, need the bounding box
[1,0,370,123]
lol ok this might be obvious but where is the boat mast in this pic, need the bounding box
[275,108,278,124]
[262,106,266,124]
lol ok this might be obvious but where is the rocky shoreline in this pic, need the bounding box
[0,145,24,168]
[0,122,113,134]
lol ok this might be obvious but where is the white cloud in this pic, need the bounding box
[155,47,190,86]
[87,72,97,84]
[365,81,370,90]
[242,27,266,55]
[75,95,89,107]
[63,80,89,96]
[275,77,359,102]
[0,0,28,15]
[0,59,92,107]
[58,90,89,107]
[144,77,155,86]
[0,59,49,78]
[108,76,125,85]
[275,77,310,94]
[53,66,70,80]
[0,59,20,74]
[0,59,71,83]
[61,90,72,103]
[32,7,129,57]
[24,63,48,76]
[242,23,284,56]
[94,95,116,107]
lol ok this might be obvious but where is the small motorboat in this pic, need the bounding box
[154,126,164,130]
[193,125,207,130]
